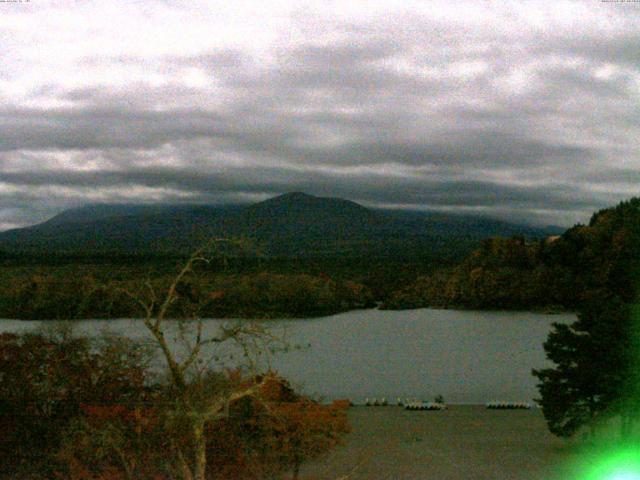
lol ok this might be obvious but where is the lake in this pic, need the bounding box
[0,308,574,404]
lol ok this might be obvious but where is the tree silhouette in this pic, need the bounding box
[533,296,640,438]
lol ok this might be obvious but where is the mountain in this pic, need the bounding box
[0,192,562,258]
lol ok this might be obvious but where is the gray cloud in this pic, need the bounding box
[0,163,605,216]
[1,0,639,230]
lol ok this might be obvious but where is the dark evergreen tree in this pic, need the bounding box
[533,296,640,438]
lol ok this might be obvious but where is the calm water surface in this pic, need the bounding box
[0,308,574,404]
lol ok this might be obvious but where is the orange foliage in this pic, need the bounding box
[204,376,350,479]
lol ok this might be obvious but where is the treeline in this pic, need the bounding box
[6,197,638,318]
[0,269,375,320]
[0,328,349,479]
[383,198,640,310]
[0,246,459,320]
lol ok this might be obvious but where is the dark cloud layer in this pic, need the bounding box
[1,1,639,231]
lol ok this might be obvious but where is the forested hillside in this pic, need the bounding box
[4,197,638,318]
[383,198,640,310]
[0,192,564,319]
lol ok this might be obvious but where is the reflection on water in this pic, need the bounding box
[0,308,574,404]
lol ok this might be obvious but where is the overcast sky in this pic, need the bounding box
[1,0,639,230]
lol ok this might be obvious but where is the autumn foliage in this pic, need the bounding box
[384,198,640,310]
[205,377,350,479]
[0,330,349,480]
[0,270,373,320]
[0,329,151,478]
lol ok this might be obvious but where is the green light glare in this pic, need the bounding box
[609,473,640,480]
[575,446,640,480]
[608,472,640,480]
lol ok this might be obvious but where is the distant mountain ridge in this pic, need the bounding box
[0,192,563,258]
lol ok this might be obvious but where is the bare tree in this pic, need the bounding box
[122,239,282,480]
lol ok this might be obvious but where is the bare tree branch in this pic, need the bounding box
[119,237,285,480]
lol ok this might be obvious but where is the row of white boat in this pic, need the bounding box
[360,398,533,410]
[485,401,532,410]
[362,398,447,410]
[404,401,447,411]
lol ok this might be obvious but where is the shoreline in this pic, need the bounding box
[0,305,575,322]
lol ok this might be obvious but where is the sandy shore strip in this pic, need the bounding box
[301,405,582,480]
